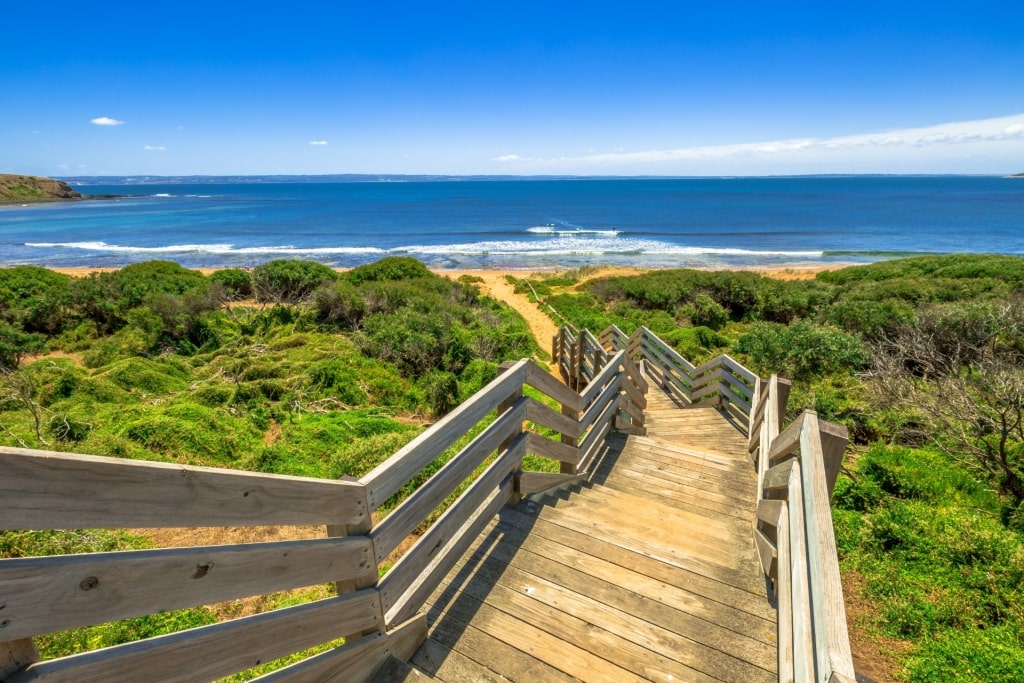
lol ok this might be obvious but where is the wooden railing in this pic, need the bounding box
[0,352,646,683]
[562,323,856,683]
[748,376,856,683]
[560,324,758,434]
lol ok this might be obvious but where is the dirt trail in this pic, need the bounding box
[441,270,560,357]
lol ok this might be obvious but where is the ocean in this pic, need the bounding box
[2,176,1022,270]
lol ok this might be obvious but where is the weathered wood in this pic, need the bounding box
[723,399,751,432]
[775,377,793,420]
[721,368,754,403]
[360,361,527,510]
[500,509,775,622]
[0,448,367,530]
[441,552,775,680]
[819,418,850,498]
[619,352,649,394]
[525,396,582,440]
[0,536,374,642]
[491,514,776,640]
[763,458,797,491]
[254,613,426,682]
[525,431,581,465]
[578,350,625,406]
[641,327,696,374]
[379,436,524,622]
[8,590,382,683]
[775,500,794,682]
[768,411,807,464]
[371,399,526,564]
[1,640,39,680]
[525,363,581,412]
[577,395,619,466]
[788,464,816,683]
[517,472,583,497]
[753,526,778,581]
[384,472,517,627]
[756,498,786,527]
[579,373,622,432]
[746,375,763,442]
[691,367,723,394]
[799,416,856,680]
[720,354,758,385]
[639,337,695,386]
[252,631,389,683]
[690,377,722,403]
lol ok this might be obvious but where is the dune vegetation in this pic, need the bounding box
[509,254,1024,681]
[3,253,1024,680]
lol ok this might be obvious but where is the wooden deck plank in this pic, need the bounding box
[397,376,778,682]
[590,470,757,522]
[409,637,511,683]
[609,447,758,495]
[592,459,757,512]
[500,507,775,620]
[534,491,764,586]
[427,589,649,682]
[468,527,777,657]
[434,555,737,682]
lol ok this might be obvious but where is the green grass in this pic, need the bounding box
[834,444,1024,680]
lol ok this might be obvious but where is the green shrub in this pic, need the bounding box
[251,260,338,303]
[734,320,868,381]
[0,265,74,335]
[208,268,254,299]
[677,293,729,330]
[313,280,366,329]
[97,357,190,394]
[347,256,431,284]
[423,371,459,417]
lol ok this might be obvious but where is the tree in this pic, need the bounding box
[867,300,1024,512]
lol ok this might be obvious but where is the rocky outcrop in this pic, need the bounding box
[0,174,83,202]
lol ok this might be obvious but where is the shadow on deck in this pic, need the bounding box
[380,397,778,682]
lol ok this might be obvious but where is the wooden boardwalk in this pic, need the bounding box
[377,388,776,681]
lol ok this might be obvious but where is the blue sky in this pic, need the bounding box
[2,1,1023,176]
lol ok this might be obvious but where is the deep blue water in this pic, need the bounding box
[2,176,1022,270]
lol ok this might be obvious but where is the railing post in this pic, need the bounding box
[497,361,526,504]
[326,478,378,641]
[2,639,40,681]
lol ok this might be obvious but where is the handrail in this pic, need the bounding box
[752,379,855,683]
[0,347,647,682]
[3,323,856,683]
[579,324,757,434]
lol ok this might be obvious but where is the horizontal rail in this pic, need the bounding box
[0,448,368,530]
[0,537,372,642]
[360,361,528,510]
[9,589,382,683]
[370,399,528,564]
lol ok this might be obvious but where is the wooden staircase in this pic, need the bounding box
[375,398,778,682]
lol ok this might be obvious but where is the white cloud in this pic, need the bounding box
[501,113,1024,174]
[309,140,328,146]
[144,145,166,151]
[90,116,125,126]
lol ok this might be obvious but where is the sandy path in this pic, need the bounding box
[441,269,560,356]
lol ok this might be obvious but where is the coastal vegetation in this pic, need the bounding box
[0,256,541,670]
[509,254,1024,681]
[4,253,1024,679]
[0,173,82,202]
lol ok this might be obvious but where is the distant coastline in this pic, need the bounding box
[0,173,127,205]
